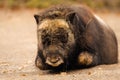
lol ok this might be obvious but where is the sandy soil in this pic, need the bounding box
[0,9,120,80]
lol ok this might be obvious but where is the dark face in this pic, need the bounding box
[37,19,75,67]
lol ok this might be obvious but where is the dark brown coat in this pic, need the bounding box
[34,5,118,71]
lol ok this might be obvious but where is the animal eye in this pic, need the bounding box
[60,34,68,43]
[40,29,51,45]
[41,34,51,45]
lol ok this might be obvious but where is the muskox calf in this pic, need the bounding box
[34,5,118,71]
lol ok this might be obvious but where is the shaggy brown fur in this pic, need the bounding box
[34,5,118,71]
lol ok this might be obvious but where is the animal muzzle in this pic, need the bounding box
[45,56,64,67]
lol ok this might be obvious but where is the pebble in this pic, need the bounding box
[88,72,91,75]
[18,66,24,70]
[27,60,32,64]
[98,67,102,70]
[21,74,26,76]
[2,70,8,73]
[60,72,67,75]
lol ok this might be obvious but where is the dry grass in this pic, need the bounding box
[0,0,120,11]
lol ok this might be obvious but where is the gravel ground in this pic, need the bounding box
[0,9,120,80]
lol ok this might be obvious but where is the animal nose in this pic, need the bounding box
[49,56,60,63]
[45,55,64,67]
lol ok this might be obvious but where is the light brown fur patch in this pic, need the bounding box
[38,19,69,30]
[78,52,93,65]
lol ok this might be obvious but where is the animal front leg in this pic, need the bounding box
[35,53,47,70]
[78,51,98,67]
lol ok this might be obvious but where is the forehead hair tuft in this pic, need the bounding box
[38,19,69,30]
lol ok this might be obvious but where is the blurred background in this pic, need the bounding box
[0,0,120,80]
[0,0,120,12]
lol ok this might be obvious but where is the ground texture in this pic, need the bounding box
[0,9,120,80]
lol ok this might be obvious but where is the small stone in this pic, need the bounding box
[98,67,102,70]
[88,72,91,75]
[27,60,32,64]
[2,70,8,73]
[21,74,26,76]
[60,72,67,75]
[18,66,24,70]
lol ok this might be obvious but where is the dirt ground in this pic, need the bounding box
[0,9,120,80]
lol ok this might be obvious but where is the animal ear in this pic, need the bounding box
[66,12,86,32]
[66,12,76,24]
[34,14,41,24]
